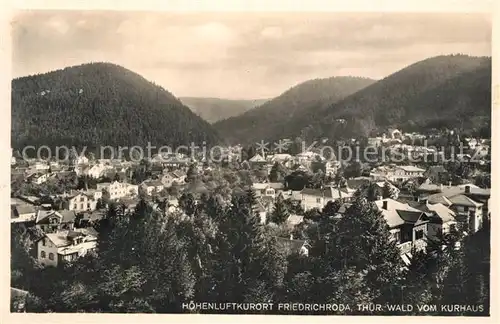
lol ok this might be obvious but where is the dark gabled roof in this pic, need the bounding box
[396,210,427,224]
[12,204,37,216]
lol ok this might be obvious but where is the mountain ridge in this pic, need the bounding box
[11,62,222,150]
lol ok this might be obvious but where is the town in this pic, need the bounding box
[10,127,491,314]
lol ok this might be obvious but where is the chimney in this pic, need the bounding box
[382,200,388,210]
[290,234,294,240]
[465,185,471,194]
[440,184,443,192]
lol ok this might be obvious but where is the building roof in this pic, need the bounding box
[396,210,427,224]
[142,180,164,187]
[447,194,483,207]
[374,198,422,228]
[249,154,266,162]
[268,182,284,190]
[425,203,457,223]
[253,183,270,190]
[13,204,37,215]
[301,186,353,199]
[35,210,62,224]
[58,210,77,223]
[397,165,425,172]
[44,228,98,248]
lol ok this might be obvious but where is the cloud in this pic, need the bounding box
[12,11,491,99]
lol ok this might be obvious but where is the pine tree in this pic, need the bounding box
[328,198,404,304]
[269,193,290,224]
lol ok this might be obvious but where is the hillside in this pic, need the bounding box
[307,55,492,140]
[179,97,268,123]
[11,63,221,151]
[213,76,376,144]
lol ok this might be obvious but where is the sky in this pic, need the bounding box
[12,11,491,99]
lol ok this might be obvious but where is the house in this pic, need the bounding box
[140,180,165,196]
[35,210,76,233]
[33,161,50,171]
[97,181,138,200]
[422,185,488,233]
[252,183,277,199]
[63,192,97,212]
[88,163,112,178]
[300,186,355,211]
[388,166,425,183]
[370,165,425,182]
[35,228,98,267]
[75,156,89,165]
[410,202,458,239]
[248,153,267,166]
[286,214,304,228]
[276,236,310,256]
[161,170,187,187]
[27,172,49,184]
[267,154,293,167]
[325,161,340,176]
[11,204,37,223]
[374,198,429,259]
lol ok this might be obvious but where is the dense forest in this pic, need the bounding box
[216,55,491,144]
[11,188,490,314]
[11,63,221,151]
[214,76,376,144]
[179,97,268,123]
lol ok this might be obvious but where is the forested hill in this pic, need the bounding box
[11,63,222,150]
[299,55,492,140]
[213,76,376,144]
[179,97,268,123]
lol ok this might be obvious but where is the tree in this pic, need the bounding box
[186,163,199,183]
[268,193,290,225]
[344,161,362,179]
[382,181,397,199]
[326,198,404,304]
[322,200,341,217]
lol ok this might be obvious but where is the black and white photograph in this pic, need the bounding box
[8,6,493,317]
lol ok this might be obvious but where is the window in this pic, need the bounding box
[87,203,90,208]
[464,206,469,212]
[73,204,77,209]
[449,224,456,232]
[40,251,46,258]
[48,253,54,260]
[393,231,401,242]
[42,239,46,246]
[415,229,424,240]
[80,197,85,202]
[316,198,322,203]
[80,204,84,210]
